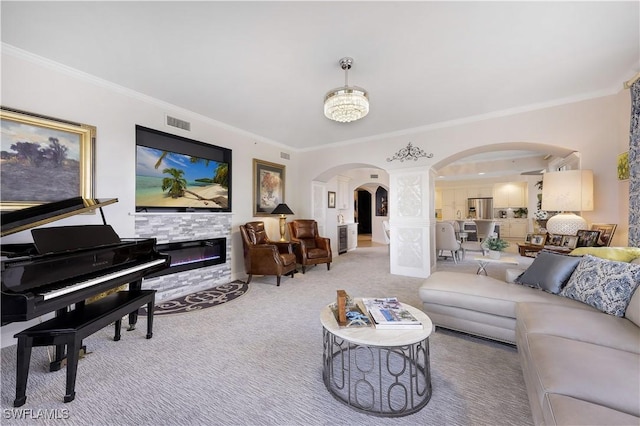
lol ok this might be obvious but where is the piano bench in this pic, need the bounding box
[12,290,156,407]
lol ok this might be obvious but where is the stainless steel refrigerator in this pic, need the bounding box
[467,198,494,219]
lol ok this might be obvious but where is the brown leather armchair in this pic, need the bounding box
[287,219,332,273]
[240,221,297,286]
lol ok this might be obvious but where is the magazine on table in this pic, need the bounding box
[361,297,422,329]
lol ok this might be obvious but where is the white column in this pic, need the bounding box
[388,167,433,278]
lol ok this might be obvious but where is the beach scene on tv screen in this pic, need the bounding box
[136,146,228,209]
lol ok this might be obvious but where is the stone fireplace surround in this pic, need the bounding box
[134,213,232,302]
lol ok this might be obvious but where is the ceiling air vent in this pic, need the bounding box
[280,152,290,160]
[166,115,191,131]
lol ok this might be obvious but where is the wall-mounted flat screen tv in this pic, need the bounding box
[135,125,231,212]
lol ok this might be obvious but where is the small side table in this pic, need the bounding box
[474,255,519,275]
[320,301,433,417]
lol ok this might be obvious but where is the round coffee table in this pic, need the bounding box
[320,301,433,417]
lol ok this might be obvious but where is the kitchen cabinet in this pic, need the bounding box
[440,188,468,220]
[493,182,527,208]
[435,189,443,209]
[339,223,358,254]
[337,176,350,210]
[467,186,493,198]
[347,223,358,251]
[498,219,528,239]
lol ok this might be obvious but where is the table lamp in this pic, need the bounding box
[271,203,294,241]
[541,170,593,235]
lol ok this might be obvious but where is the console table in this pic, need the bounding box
[517,243,572,258]
[320,301,433,417]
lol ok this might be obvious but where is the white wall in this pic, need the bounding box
[1,49,296,280]
[296,94,630,246]
[2,48,632,257]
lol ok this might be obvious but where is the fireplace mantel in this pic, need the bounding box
[134,213,232,301]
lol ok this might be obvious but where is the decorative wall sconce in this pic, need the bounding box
[386,142,433,162]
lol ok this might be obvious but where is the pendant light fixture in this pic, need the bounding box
[324,57,369,123]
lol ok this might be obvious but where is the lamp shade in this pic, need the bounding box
[541,170,594,236]
[271,203,294,215]
[541,170,594,212]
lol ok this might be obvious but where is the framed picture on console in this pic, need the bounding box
[253,159,285,216]
[589,223,617,247]
[547,234,563,246]
[531,234,546,246]
[560,235,579,249]
[0,107,96,211]
[576,229,600,247]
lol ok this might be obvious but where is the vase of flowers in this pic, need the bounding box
[483,236,510,259]
[534,210,549,233]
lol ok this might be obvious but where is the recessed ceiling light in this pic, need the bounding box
[478,172,485,175]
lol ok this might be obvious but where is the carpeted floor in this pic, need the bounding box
[1,246,533,425]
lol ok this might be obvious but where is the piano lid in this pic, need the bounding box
[0,197,118,237]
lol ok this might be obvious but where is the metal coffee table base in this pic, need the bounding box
[322,329,432,417]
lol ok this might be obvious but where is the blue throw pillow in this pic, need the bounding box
[560,255,640,317]
[514,250,582,294]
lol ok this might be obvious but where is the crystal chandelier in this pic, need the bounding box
[324,57,369,123]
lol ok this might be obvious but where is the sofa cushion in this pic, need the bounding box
[560,255,640,317]
[542,394,640,426]
[419,272,594,320]
[570,246,640,262]
[520,333,640,418]
[516,302,640,354]
[514,250,582,294]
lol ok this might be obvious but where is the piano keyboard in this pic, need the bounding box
[41,259,167,301]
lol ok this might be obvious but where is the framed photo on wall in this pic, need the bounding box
[576,229,600,247]
[253,159,285,216]
[589,223,617,247]
[327,191,336,208]
[0,107,96,211]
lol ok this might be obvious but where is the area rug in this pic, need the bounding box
[143,281,248,316]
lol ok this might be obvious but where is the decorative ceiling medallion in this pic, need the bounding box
[386,143,434,162]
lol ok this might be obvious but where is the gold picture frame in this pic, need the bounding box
[590,223,617,247]
[1,107,95,211]
[253,158,285,216]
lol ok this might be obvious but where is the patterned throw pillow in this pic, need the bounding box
[560,255,640,317]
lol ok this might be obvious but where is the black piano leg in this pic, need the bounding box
[146,297,154,339]
[63,336,80,403]
[50,308,70,371]
[14,336,32,407]
[114,319,122,341]
[127,279,142,331]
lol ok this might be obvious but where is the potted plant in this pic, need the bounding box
[513,207,528,218]
[483,236,510,259]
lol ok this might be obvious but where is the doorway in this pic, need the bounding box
[356,190,372,235]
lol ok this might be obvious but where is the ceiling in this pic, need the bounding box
[1,1,638,151]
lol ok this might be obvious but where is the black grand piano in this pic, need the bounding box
[1,197,169,325]
[1,197,169,406]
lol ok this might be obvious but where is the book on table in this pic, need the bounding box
[361,297,422,329]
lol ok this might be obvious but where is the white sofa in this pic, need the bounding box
[419,253,640,425]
